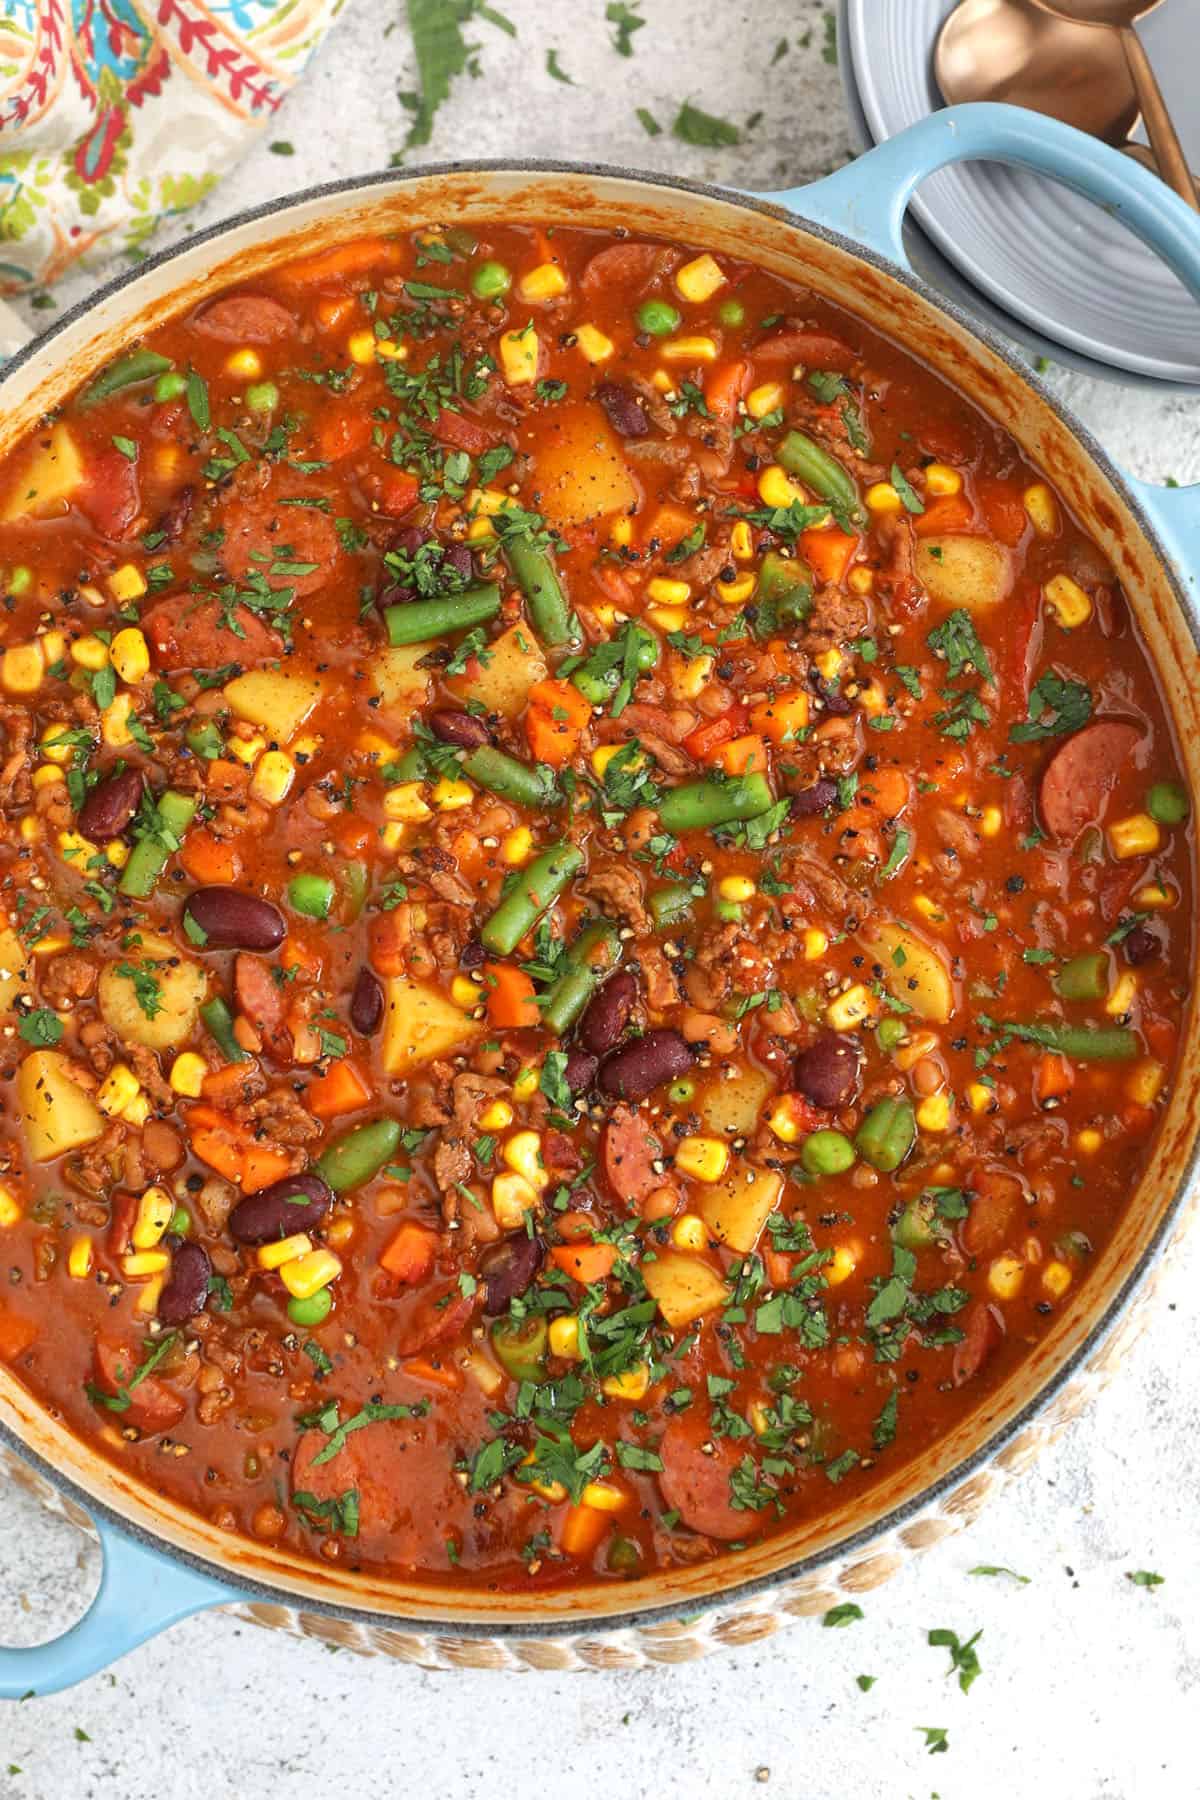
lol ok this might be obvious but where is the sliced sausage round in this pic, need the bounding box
[1038,721,1141,841]
[142,594,283,672]
[597,1029,694,1103]
[657,1414,751,1541]
[192,294,297,342]
[92,1340,185,1434]
[962,1166,1024,1259]
[952,1301,1003,1388]
[228,1173,333,1244]
[602,1102,663,1207]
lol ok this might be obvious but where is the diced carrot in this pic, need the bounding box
[380,1222,439,1284]
[800,526,858,586]
[683,716,734,761]
[317,406,373,464]
[240,1145,295,1193]
[308,1061,372,1120]
[282,938,324,980]
[560,1503,608,1558]
[315,295,356,332]
[400,1355,465,1392]
[180,829,242,886]
[748,692,809,744]
[232,1016,262,1054]
[200,1063,253,1104]
[713,733,769,777]
[644,503,699,555]
[369,910,407,978]
[205,759,250,802]
[549,1242,618,1284]
[705,358,751,421]
[187,1124,244,1186]
[277,237,405,287]
[376,470,420,517]
[763,1247,794,1290]
[186,1105,295,1192]
[0,1309,37,1362]
[524,678,592,766]
[914,494,974,538]
[859,766,910,818]
[1034,1052,1074,1106]
[484,962,541,1030]
[432,409,493,454]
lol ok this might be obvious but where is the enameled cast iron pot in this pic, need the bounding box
[2,104,1199,1693]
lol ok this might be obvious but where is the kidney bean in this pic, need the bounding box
[429,709,491,749]
[577,969,638,1056]
[562,1047,598,1094]
[184,886,287,951]
[350,967,384,1036]
[596,381,650,439]
[459,939,486,972]
[443,542,475,582]
[1122,923,1161,966]
[228,1173,333,1245]
[154,484,194,545]
[479,1233,544,1316]
[793,1032,861,1109]
[77,766,145,841]
[597,1028,694,1102]
[790,777,839,819]
[157,1239,212,1325]
[809,668,853,716]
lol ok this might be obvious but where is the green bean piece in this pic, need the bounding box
[462,745,560,811]
[388,747,426,782]
[479,843,584,957]
[201,997,249,1065]
[490,1316,548,1383]
[316,1118,403,1193]
[855,1098,916,1173]
[540,922,622,1036]
[636,299,681,336]
[657,772,773,834]
[118,790,197,898]
[777,429,860,519]
[892,1195,940,1252]
[472,260,512,300]
[800,1129,856,1177]
[289,872,336,919]
[79,348,173,409]
[875,1016,908,1054]
[752,551,813,638]
[288,1289,333,1327]
[342,861,369,922]
[502,535,573,648]
[385,584,500,646]
[1147,781,1189,825]
[1055,952,1109,1002]
[185,720,224,762]
[648,881,699,929]
[1000,1021,1139,1061]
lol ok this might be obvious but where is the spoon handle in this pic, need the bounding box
[1119,24,1198,210]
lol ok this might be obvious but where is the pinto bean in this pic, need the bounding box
[429,709,491,749]
[562,1047,598,1094]
[792,1032,861,1109]
[596,381,650,439]
[577,969,638,1056]
[1039,720,1141,841]
[184,887,286,951]
[228,1173,333,1244]
[157,1239,212,1325]
[77,767,145,841]
[597,1029,694,1102]
[479,1234,544,1315]
[350,967,385,1036]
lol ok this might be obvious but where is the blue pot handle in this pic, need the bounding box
[757,100,1200,604]
[0,1513,238,1699]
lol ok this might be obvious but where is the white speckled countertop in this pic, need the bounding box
[2,6,1199,1796]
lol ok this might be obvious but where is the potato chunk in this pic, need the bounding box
[698,1166,784,1255]
[1,424,84,522]
[643,1251,729,1328]
[18,1052,105,1163]
[223,669,322,745]
[0,926,33,1015]
[98,931,206,1050]
[862,920,957,1023]
[449,624,547,720]
[372,643,435,713]
[381,974,481,1077]
[916,535,1011,611]
[696,1068,772,1139]
[531,402,639,532]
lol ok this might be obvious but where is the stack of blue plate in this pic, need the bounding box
[837,0,1200,389]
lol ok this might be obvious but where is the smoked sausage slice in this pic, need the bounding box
[657,1414,751,1541]
[1038,721,1140,841]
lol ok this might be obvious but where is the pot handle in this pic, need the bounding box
[760,100,1200,605]
[0,1511,238,1698]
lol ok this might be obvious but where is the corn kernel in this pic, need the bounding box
[746,381,785,419]
[674,1136,729,1184]
[1127,1058,1165,1108]
[70,634,110,671]
[431,776,474,812]
[1,645,43,695]
[727,523,754,564]
[107,627,150,685]
[1134,881,1173,909]
[765,1100,801,1144]
[669,652,712,701]
[856,678,887,717]
[107,565,147,607]
[519,1451,566,1503]
[603,1364,651,1402]
[104,838,130,870]
[580,1480,627,1512]
[825,1243,859,1286]
[501,826,533,866]
[97,1063,141,1119]
[1108,813,1160,860]
[987,1254,1025,1301]
[513,1065,539,1102]
[758,464,805,510]
[968,1082,996,1114]
[1106,971,1137,1017]
[645,605,688,633]
[39,629,65,665]
[610,515,633,548]
[826,984,876,1031]
[257,1233,313,1271]
[1024,482,1060,538]
[57,830,96,868]
[814,647,843,682]
[717,875,755,903]
[916,1090,952,1133]
[347,330,378,365]
[67,1235,94,1281]
[1076,1127,1103,1154]
[500,326,539,386]
[492,1171,539,1230]
[279,1248,342,1299]
[38,724,74,767]
[250,750,296,807]
[591,743,643,779]
[225,348,263,380]
[520,262,568,301]
[479,1099,514,1133]
[383,782,432,824]
[671,1212,709,1251]
[925,462,962,496]
[503,1129,548,1191]
[1041,1260,1072,1300]
[979,805,1003,838]
[18,817,41,844]
[716,572,755,605]
[549,1314,582,1359]
[802,927,828,961]
[375,338,406,362]
[646,576,691,606]
[1044,573,1092,629]
[574,323,614,364]
[131,1185,174,1252]
[325,1215,354,1250]
[592,602,618,629]
[135,1275,164,1317]
[661,335,718,363]
[123,1094,151,1128]
[32,764,66,789]
[122,1250,170,1279]
[912,893,947,924]
[226,731,266,766]
[676,254,727,303]
[0,1187,21,1228]
[847,565,874,595]
[170,1052,207,1098]
[451,974,483,1009]
[865,481,903,514]
[101,692,135,748]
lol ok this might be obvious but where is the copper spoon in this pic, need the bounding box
[936,0,1140,140]
[1030,0,1198,208]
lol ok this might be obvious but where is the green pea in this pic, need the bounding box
[636,299,682,337]
[6,565,32,597]
[668,1078,695,1105]
[472,260,512,300]
[245,381,279,414]
[154,370,187,402]
[168,1206,192,1237]
[287,1288,333,1327]
[717,299,745,327]
[607,1535,641,1573]
[875,1017,907,1054]
[1147,781,1189,825]
[800,1129,856,1177]
[715,899,744,923]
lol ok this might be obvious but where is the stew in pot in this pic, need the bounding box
[0,221,1189,1586]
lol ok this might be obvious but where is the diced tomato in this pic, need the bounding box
[374,470,421,516]
[432,409,493,454]
[683,717,735,762]
[317,405,373,463]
